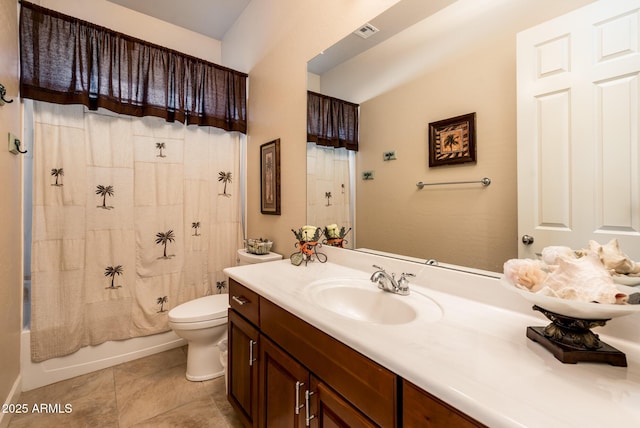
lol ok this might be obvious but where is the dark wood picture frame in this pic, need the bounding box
[428,112,476,167]
[260,139,281,215]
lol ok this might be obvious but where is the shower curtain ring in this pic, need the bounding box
[0,84,14,104]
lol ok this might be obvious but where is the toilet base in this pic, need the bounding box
[184,341,225,382]
[186,368,224,382]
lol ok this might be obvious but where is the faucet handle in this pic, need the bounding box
[395,272,413,295]
[397,272,415,288]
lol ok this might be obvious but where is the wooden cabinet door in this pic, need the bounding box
[310,376,377,428]
[260,298,397,427]
[259,336,308,428]
[402,379,485,428]
[228,309,260,428]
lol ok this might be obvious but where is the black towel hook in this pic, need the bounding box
[13,138,27,154]
[0,83,14,104]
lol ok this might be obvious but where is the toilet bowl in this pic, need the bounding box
[169,250,282,381]
[168,294,229,381]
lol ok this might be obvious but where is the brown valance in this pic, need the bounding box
[307,91,359,151]
[19,1,247,133]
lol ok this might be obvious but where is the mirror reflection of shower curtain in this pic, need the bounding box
[306,143,354,248]
[30,101,243,362]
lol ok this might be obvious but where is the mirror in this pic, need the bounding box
[307,0,596,273]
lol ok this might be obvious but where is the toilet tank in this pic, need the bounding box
[237,249,282,266]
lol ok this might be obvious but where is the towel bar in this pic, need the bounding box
[416,177,491,189]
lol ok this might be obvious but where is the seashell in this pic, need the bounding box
[588,239,640,275]
[541,246,577,265]
[541,252,626,304]
[503,258,548,292]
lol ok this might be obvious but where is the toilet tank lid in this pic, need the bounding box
[168,294,228,322]
[237,249,283,263]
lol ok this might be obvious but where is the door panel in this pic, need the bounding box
[310,376,377,428]
[259,336,307,428]
[517,0,640,259]
[228,310,260,427]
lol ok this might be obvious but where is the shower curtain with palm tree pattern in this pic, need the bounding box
[30,101,243,362]
[306,143,354,248]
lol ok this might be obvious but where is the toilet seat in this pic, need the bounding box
[168,294,228,323]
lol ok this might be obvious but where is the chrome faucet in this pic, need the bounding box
[370,265,414,296]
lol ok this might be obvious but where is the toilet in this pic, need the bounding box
[169,249,282,382]
[168,294,229,381]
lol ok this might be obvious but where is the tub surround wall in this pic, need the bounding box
[224,246,640,427]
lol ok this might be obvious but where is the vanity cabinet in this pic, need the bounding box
[228,281,261,428]
[228,278,483,428]
[259,297,397,427]
[403,379,485,427]
[260,330,379,427]
[228,279,395,427]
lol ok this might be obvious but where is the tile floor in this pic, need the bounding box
[8,347,243,428]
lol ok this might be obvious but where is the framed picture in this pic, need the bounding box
[428,112,476,167]
[260,139,281,215]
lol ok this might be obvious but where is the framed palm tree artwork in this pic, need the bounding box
[260,138,281,215]
[428,112,476,167]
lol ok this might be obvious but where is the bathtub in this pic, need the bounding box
[20,329,186,391]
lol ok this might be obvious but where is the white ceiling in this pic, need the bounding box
[307,0,456,75]
[106,0,251,40]
[107,0,450,75]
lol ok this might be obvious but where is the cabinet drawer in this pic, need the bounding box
[260,298,398,427]
[229,279,260,326]
[403,379,486,427]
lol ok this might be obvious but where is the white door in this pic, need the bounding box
[517,0,640,260]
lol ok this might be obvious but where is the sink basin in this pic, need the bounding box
[305,278,442,325]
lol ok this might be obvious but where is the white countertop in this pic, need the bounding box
[224,247,640,428]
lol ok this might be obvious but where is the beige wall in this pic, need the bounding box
[356,37,518,272]
[223,0,402,255]
[0,0,22,419]
[38,0,222,63]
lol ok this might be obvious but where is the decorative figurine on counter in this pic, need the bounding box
[323,224,351,248]
[290,225,327,266]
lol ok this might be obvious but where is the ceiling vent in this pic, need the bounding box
[353,23,379,39]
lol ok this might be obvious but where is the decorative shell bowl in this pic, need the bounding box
[245,239,273,255]
[500,276,640,319]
